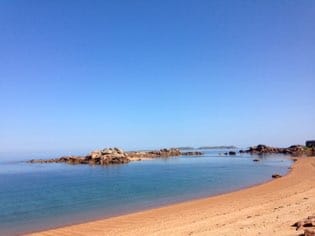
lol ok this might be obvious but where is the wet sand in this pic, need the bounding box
[27,157,315,236]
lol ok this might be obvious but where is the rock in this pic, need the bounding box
[114,147,124,154]
[292,215,315,234]
[181,151,203,156]
[240,144,314,156]
[292,220,304,230]
[90,151,102,159]
[101,148,113,155]
[69,156,88,164]
[158,148,181,157]
[303,219,315,227]
[304,228,315,236]
[272,174,282,178]
[229,151,236,155]
[111,153,125,158]
[28,147,203,166]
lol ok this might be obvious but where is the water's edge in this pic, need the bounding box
[0,151,292,235]
[25,158,293,235]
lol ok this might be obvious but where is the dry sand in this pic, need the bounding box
[28,157,315,236]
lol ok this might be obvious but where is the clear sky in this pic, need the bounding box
[0,1,314,153]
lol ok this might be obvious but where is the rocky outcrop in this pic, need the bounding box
[240,144,315,156]
[305,229,315,236]
[181,151,203,156]
[127,148,202,159]
[127,148,181,159]
[28,148,203,166]
[28,148,130,165]
[223,151,237,156]
[292,215,315,235]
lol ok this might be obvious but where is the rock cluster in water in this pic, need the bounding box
[221,151,237,156]
[28,148,203,165]
[240,144,315,156]
[292,215,315,236]
[180,151,203,156]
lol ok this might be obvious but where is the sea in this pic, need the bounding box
[0,149,291,235]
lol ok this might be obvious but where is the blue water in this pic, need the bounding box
[0,150,291,235]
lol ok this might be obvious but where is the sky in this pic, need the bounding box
[0,0,314,153]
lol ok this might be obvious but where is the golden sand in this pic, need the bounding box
[28,157,315,236]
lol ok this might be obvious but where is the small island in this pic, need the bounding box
[240,144,315,156]
[28,148,203,166]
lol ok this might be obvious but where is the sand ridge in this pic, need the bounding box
[27,157,315,236]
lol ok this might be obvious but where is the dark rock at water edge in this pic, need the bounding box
[272,174,282,178]
[240,144,315,157]
[223,151,237,156]
[181,151,203,156]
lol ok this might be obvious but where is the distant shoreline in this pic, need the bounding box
[176,146,237,150]
[27,157,315,236]
[197,145,237,150]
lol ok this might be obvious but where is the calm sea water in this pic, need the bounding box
[0,149,291,235]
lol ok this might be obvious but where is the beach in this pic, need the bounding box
[28,157,315,236]
[3,1,314,235]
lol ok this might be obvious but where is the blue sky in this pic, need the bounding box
[0,1,314,153]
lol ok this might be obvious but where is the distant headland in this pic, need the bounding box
[176,146,237,150]
[198,145,237,150]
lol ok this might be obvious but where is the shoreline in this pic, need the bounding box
[27,157,315,236]
[23,162,287,235]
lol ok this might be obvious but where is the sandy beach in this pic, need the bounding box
[28,157,315,236]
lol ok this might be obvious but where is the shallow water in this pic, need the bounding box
[0,150,291,235]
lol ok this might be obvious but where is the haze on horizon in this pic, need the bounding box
[0,1,314,153]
